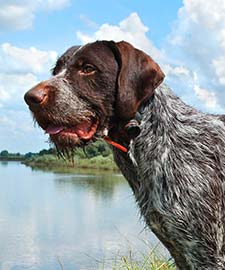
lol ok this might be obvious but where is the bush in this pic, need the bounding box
[78,140,112,158]
[0,150,9,157]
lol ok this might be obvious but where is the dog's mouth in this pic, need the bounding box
[32,115,102,157]
[44,118,99,143]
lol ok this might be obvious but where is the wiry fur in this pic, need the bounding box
[113,83,225,269]
[24,40,225,269]
[32,76,96,156]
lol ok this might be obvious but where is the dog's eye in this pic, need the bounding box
[81,64,96,74]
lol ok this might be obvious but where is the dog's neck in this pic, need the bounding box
[112,82,196,192]
[106,93,155,152]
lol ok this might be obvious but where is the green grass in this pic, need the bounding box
[23,153,119,171]
[96,234,175,270]
[109,256,175,270]
[75,154,118,170]
[98,247,175,270]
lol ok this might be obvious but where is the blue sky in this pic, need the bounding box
[1,0,225,153]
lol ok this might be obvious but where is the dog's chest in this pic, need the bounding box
[114,138,171,214]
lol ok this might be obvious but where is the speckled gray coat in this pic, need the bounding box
[24,40,225,270]
[113,83,225,270]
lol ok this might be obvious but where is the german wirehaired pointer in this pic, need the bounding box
[24,41,225,269]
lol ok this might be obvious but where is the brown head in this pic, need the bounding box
[24,40,164,154]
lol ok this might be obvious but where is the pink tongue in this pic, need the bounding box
[45,126,64,135]
[45,121,97,140]
[70,122,93,139]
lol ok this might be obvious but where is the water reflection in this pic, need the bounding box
[0,161,165,270]
[28,163,115,175]
[0,160,9,167]
[54,173,126,199]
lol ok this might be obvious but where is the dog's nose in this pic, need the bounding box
[24,82,49,107]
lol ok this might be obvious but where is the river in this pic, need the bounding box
[0,161,165,270]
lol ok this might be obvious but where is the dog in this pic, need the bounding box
[24,40,225,269]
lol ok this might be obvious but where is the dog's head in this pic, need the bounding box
[24,40,164,154]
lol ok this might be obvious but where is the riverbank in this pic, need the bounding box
[0,156,24,161]
[22,153,119,171]
[1,141,119,171]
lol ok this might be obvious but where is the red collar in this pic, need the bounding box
[103,136,128,153]
[103,106,145,153]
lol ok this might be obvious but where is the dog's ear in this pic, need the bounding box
[112,41,165,120]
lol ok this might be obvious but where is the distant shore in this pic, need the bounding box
[0,155,118,171]
[0,141,119,171]
[0,156,24,161]
[22,154,119,171]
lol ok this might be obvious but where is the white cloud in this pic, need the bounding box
[77,12,161,60]
[0,110,33,134]
[0,43,57,74]
[167,0,225,111]
[194,85,217,109]
[170,0,225,74]
[218,29,225,51]
[0,87,10,102]
[39,0,70,10]
[0,42,57,109]
[0,109,47,153]
[212,56,225,85]
[164,65,191,77]
[0,0,70,31]
[183,0,225,30]
[0,3,34,30]
[0,73,38,105]
[0,41,59,152]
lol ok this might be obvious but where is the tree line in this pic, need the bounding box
[0,140,112,160]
